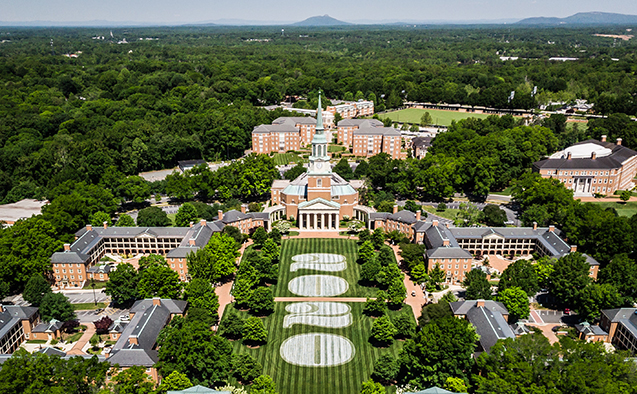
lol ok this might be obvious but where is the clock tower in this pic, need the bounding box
[308,92,331,175]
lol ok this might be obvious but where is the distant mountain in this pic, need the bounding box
[292,15,351,26]
[517,12,637,26]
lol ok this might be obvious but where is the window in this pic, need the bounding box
[69,269,74,273]
[79,275,83,280]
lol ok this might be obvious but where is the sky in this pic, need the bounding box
[3,0,637,24]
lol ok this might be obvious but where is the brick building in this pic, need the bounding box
[450,300,515,354]
[336,119,383,148]
[351,127,403,159]
[600,308,637,354]
[369,211,599,285]
[50,206,272,287]
[269,94,375,228]
[326,100,374,119]
[0,304,39,354]
[533,136,637,196]
[251,116,319,154]
[107,298,187,382]
[410,136,433,159]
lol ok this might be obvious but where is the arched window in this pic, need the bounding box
[317,179,322,187]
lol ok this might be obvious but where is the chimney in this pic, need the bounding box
[445,222,450,228]
[189,239,196,246]
[86,224,92,232]
[103,221,108,229]
[570,245,577,253]
[601,135,607,142]
[433,219,439,227]
[443,239,450,247]
[617,138,622,146]
[129,335,138,345]
[218,210,223,221]
[476,300,485,308]
[533,222,537,230]
[152,297,161,306]
[200,219,207,227]
[189,221,193,228]
[241,204,247,214]
[591,151,596,160]
[567,152,572,160]
[416,210,421,221]
[393,205,398,214]
[0,305,4,313]
[549,225,555,233]
[64,243,71,252]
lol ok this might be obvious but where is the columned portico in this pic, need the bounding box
[298,211,339,230]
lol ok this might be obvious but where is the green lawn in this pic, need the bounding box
[422,205,460,221]
[83,281,108,289]
[166,213,176,226]
[272,153,305,166]
[380,108,495,126]
[273,238,377,298]
[588,201,637,217]
[72,302,108,311]
[328,144,346,153]
[222,302,408,394]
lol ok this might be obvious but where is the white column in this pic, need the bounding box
[313,213,317,230]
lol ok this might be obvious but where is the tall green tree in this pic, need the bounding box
[463,269,492,300]
[137,260,182,299]
[251,375,279,394]
[599,254,637,302]
[549,253,591,307]
[136,206,171,227]
[157,317,233,387]
[497,287,530,320]
[39,292,75,322]
[399,316,478,388]
[333,158,354,181]
[242,316,268,345]
[187,233,239,282]
[89,211,112,227]
[175,202,199,227]
[105,263,139,306]
[109,366,155,394]
[252,227,268,248]
[157,370,192,393]
[184,278,220,323]
[576,283,624,321]
[22,274,51,306]
[248,286,275,316]
[498,259,539,295]
[115,214,136,227]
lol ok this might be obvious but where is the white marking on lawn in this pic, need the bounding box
[288,275,349,297]
[290,253,347,272]
[283,302,352,329]
[280,333,355,367]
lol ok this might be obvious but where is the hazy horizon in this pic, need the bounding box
[3,0,637,25]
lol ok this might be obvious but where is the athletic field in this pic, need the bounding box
[221,238,413,394]
[381,108,496,126]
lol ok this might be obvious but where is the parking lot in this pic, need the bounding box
[530,309,566,324]
[75,307,130,323]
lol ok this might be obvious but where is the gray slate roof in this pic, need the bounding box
[353,126,400,136]
[252,124,299,134]
[412,136,433,148]
[534,139,637,170]
[450,300,509,316]
[337,119,383,128]
[467,306,515,353]
[601,308,637,323]
[273,116,316,126]
[109,299,186,367]
[0,305,38,343]
[575,322,608,336]
[33,319,64,333]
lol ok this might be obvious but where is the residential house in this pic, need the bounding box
[450,299,515,354]
[0,304,39,354]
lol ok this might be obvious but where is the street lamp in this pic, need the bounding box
[90,278,97,306]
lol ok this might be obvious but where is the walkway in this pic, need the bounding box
[290,230,353,239]
[389,243,426,320]
[274,297,368,302]
[66,323,95,356]
[215,240,254,320]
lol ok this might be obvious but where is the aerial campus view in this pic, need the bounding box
[3,1,637,394]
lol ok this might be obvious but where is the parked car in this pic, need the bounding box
[564,308,571,315]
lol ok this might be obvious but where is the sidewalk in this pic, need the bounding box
[274,297,368,302]
[66,323,95,356]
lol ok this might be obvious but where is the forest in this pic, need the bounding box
[1,25,637,204]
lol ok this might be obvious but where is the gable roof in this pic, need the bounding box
[353,126,400,136]
[337,118,383,128]
[467,306,515,353]
[450,300,509,316]
[298,197,341,210]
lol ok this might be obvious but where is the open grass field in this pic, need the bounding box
[223,302,408,394]
[588,201,637,217]
[272,152,305,166]
[72,302,108,311]
[422,205,461,221]
[273,238,377,298]
[381,108,494,126]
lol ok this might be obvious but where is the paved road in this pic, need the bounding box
[8,290,109,307]
[76,307,129,323]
